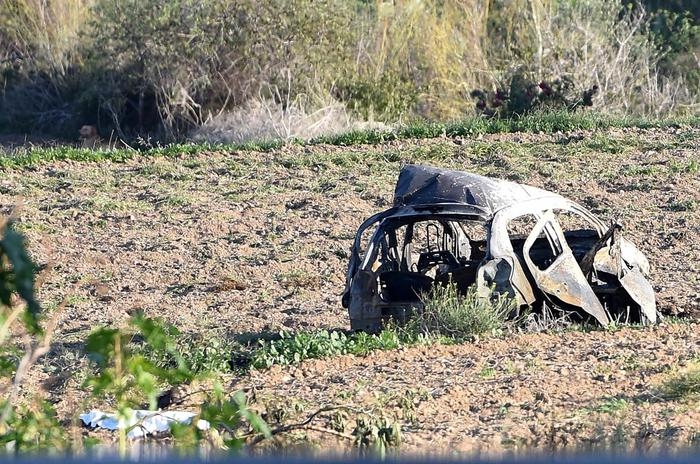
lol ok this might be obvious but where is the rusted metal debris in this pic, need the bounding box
[342,164,658,332]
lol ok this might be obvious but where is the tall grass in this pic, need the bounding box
[0,0,92,73]
[529,1,697,116]
[409,284,516,341]
[0,0,94,134]
[345,0,491,120]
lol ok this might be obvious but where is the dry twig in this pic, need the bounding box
[249,404,369,445]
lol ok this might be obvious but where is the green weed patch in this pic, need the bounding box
[3,113,700,170]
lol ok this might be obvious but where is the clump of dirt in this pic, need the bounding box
[1,126,699,455]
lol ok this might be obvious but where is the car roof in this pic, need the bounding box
[393,164,565,216]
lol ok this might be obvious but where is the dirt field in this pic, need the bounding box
[1,126,700,455]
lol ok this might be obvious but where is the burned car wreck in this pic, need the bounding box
[342,164,657,332]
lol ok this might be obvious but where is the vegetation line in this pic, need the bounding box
[2,112,699,169]
[142,284,517,374]
[2,1,698,139]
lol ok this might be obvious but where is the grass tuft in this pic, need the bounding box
[409,284,516,341]
[659,361,700,400]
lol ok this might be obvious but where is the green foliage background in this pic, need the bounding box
[0,0,698,138]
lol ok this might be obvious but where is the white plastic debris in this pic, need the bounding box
[80,409,210,439]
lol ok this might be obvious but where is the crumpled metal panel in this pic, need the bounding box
[593,241,658,324]
[521,211,610,325]
[619,269,657,324]
[394,164,561,214]
[476,256,536,306]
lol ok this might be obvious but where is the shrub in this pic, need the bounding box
[0,0,93,135]
[523,0,694,117]
[470,68,599,118]
[1,0,359,140]
[409,283,515,340]
[2,0,699,139]
[81,0,358,140]
[81,0,237,139]
[646,7,700,96]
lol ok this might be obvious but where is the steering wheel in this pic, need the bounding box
[417,251,459,274]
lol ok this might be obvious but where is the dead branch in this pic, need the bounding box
[304,425,355,441]
[248,404,369,445]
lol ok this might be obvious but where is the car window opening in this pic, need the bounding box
[372,218,487,306]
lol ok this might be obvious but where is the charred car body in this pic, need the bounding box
[342,165,657,332]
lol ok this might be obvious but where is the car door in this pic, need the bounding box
[521,210,610,325]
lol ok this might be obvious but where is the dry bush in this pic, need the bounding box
[199,0,694,132]
[343,0,698,120]
[517,0,698,116]
[191,91,389,145]
[82,0,359,140]
[0,0,92,73]
[82,0,236,139]
[1,0,698,140]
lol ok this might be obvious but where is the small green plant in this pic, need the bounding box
[659,361,700,400]
[0,218,65,453]
[478,366,496,379]
[250,330,346,368]
[250,328,411,369]
[584,134,627,154]
[409,283,515,340]
[595,398,629,414]
[191,388,270,451]
[137,329,240,374]
[248,286,516,371]
[352,415,401,458]
[670,159,699,174]
[668,200,697,212]
[176,334,239,373]
[84,313,269,456]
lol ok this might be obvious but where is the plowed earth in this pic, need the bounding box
[1,126,700,456]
